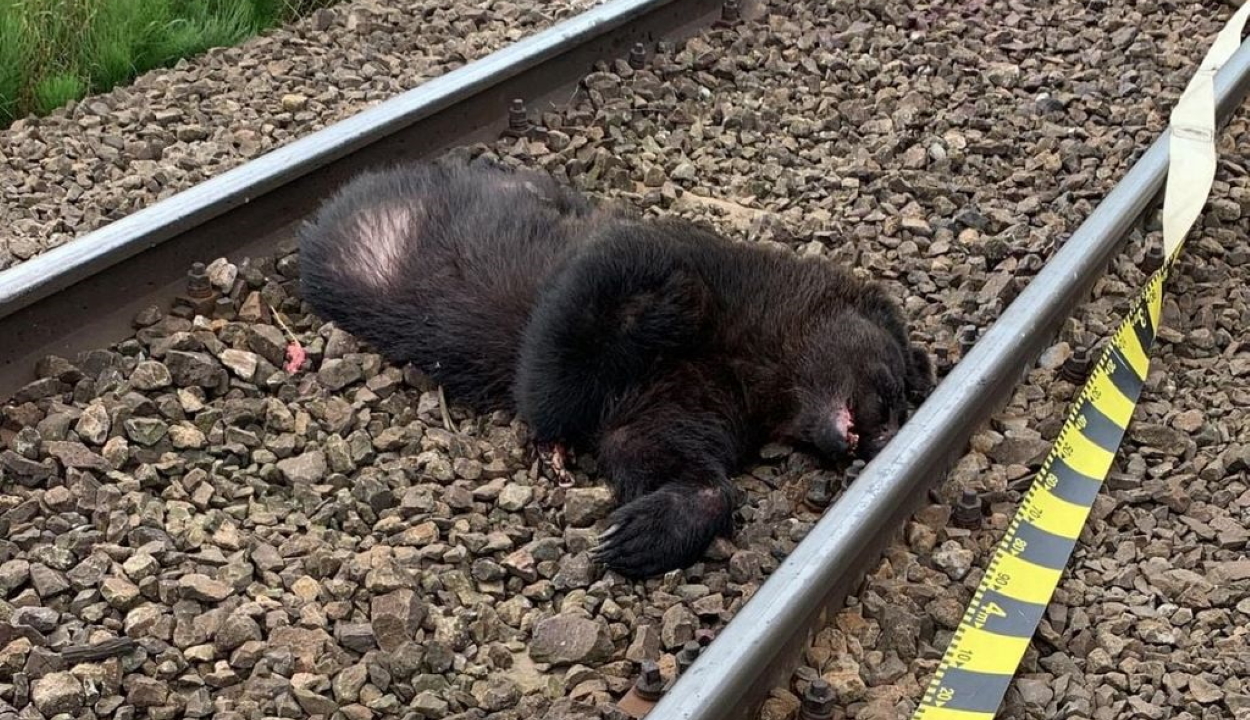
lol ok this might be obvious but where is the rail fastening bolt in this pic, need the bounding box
[507,98,530,133]
[1061,346,1092,384]
[629,42,647,69]
[847,459,866,481]
[187,262,213,299]
[634,660,665,701]
[799,678,836,720]
[1142,244,1164,274]
[805,473,833,510]
[676,641,701,674]
[952,489,982,529]
[721,0,741,23]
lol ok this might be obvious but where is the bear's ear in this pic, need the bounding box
[904,344,935,403]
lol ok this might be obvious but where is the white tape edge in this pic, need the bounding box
[1163,2,1250,258]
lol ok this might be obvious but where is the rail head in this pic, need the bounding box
[649,33,1250,720]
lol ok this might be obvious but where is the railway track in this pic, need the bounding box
[0,0,725,399]
[2,1,1249,719]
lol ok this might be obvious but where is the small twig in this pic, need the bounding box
[268,303,307,374]
[1007,472,1038,493]
[269,303,295,336]
[556,84,582,112]
[60,637,136,663]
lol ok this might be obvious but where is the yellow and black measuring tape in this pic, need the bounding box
[913,4,1250,718]
[914,271,1163,719]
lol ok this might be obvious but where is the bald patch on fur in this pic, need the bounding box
[336,203,421,290]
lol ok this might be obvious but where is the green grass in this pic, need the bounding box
[0,7,29,121]
[0,0,337,126]
[33,73,87,114]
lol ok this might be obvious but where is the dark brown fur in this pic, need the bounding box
[298,159,934,578]
[297,158,620,409]
[515,217,933,576]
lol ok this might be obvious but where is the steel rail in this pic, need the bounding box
[651,35,1250,720]
[0,0,723,399]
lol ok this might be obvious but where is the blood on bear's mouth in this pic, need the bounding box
[834,405,859,452]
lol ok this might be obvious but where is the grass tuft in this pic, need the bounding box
[33,72,87,114]
[80,0,172,89]
[0,6,29,123]
[1,0,339,128]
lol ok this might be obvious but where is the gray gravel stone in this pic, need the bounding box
[215,613,263,651]
[626,624,661,663]
[564,487,614,526]
[473,677,522,711]
[165,350,220,387]
[125,675,169,707]
[206,257,238,292]
[661,604,698,649]
[336,622,377,653]
[130,360,172,390]
[31,672,84,715]
[11,606,59,633]
[101,576,141,608]
[44,440,109,470]
[74,401,111,444]
[277,450,328,484]
[248,323,288,365]
[413,691,449,716]
[931,540,975,580]
[498,483,534,511]
[219,348,260,379]
[370,588,426,651]
[529,615,614,666]
[178,574,232,602]
[29,563,70,597]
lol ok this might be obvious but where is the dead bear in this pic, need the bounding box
[298,158,934,578]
